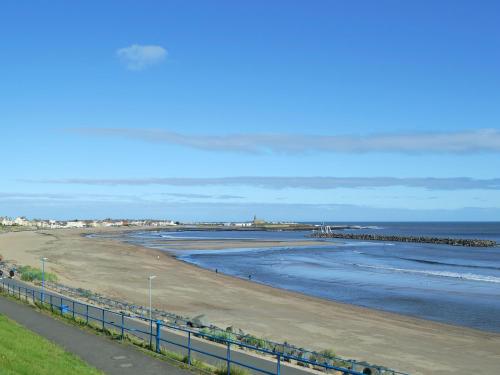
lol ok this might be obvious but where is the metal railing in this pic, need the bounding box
[0,279,398,375]
[40,280,406,375]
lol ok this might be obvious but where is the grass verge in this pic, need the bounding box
[1,289,248,375]
[0,314,103,375]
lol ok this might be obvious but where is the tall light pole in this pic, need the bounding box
[148,275,157,321]
[41,257,48,303]
[148,275,157,348]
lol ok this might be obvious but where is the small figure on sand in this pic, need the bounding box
[248,274,252,280]
[215,268,218,274]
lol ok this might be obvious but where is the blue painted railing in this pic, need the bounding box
[0,279,407,375]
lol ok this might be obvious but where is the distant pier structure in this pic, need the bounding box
[310,225,497,247]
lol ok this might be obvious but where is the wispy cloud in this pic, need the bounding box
[70,128,500,154]
[162,193,244,199]
[24,176,500,191]
[2,199,499,222]
[116,45,167,71]
[0,192,143,203]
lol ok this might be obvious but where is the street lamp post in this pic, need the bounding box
[148,275,157,321]
[41,257,48,303]
[148,275,157,348]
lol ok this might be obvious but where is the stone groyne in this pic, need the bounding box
[309,232,498,247]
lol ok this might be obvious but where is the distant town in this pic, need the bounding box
[0,216,179,229]
[0,215,303,230]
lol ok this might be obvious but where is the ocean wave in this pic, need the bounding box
[356,264,500,284]
[399,257,500,271]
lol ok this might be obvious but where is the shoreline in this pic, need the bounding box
[1,228,499,374]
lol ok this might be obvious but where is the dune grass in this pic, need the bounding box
[0,314,103,375]
[18,265,58,283]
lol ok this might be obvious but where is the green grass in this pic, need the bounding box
[0,314,103,375]
[214,365,249,375]
[18,265,58,283]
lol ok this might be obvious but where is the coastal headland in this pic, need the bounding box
[1,227,499,375]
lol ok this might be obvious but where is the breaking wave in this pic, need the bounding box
[356,264,500,284]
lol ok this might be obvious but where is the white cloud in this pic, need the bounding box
[25,176,500,191]
[116,44,167,70]
[71,128,500,154]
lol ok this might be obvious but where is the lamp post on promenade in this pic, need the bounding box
[41,257,48,303]
[148,275,157,321]
[148,275,157,348]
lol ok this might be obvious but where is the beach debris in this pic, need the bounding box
[188,314,208,328]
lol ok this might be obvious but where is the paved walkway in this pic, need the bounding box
[0,295,191,375]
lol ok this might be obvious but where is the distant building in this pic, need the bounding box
[252,215,266,226]
[14,217,30,226]
[65,221,85,228]
[0,217,14,226]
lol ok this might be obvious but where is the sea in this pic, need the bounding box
[117,222,500,333]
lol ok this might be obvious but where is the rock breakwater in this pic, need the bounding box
[309,232,497,247]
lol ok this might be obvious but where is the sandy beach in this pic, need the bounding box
[1,228,499,374]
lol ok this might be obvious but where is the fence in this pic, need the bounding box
[0,278,407,375]
[42,280,405,375]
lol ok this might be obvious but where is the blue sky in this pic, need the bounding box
[1,1,500,221]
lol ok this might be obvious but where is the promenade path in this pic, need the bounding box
[0,294,191,375]
[1,278,334,375]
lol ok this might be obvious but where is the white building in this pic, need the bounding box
[14,217,31,226]
[65,221,85,228]
[0,217,14,226]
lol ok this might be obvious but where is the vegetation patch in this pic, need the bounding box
[0,314,103,375]
[18,265,58,283]
[214,365,249,375]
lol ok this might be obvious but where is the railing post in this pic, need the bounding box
[277,354,281,375]
[102,308,105,330]
[18,286,21,299]
[149,319,153,348]
[86,304,89,324]
[155,320,161,353]
[32,289,35,303]
[72,300,75,319]
[227,342,231,375]
[188,331,192,365]
[121,314,124,339]
[50,294,53,312]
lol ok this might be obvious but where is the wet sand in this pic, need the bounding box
[1,228,499,374]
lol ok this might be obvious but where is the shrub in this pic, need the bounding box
[76,288,94,298]
[18,266,57,283]
[200,328,236,344]
[319,349,336,359]
[241,335,268,349]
